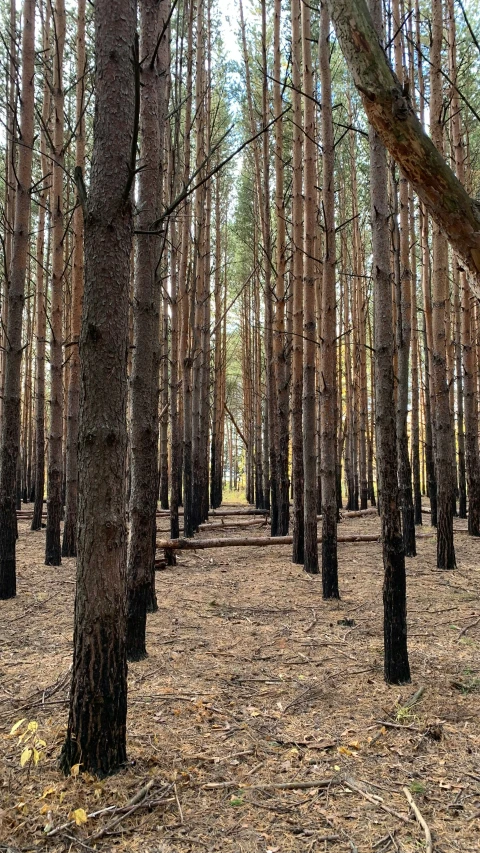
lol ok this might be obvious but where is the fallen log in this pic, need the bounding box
[156,530,438,557]
[156,508,269,518]
[338,507,378,519]
[197,518,268,531]
[156,532,382,552]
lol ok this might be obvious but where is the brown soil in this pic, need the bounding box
[1,505,479,853]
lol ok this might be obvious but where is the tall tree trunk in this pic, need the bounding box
[301,0,318,575]
[260,0,277,536]
[62,0,86,556]
[368,0,410,684]
[410,194,422,525]
[210,174,223,509]
[45,0,66,567]
[446,0,479,533]
[391,0,415,557]
[273,0,289,535]
[0,0,18,426]
[0,0,35,599]
[126,0,169,660]
[430,0,456,569]
[179,0,194,538]
[291,0,304,563]
[60,0,136,776]
[31,5,50,532]
[319,2,338,593]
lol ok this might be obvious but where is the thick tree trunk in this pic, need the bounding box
[0,0,35,598]
[60,0,136,776]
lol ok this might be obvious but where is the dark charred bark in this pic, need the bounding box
[383,530,410,684]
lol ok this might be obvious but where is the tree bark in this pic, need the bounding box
[31,4,50,533]
[367,0,410,684]
[126,0,169,659]
[60,0,136,776]
[45,0,66,567]
[272,0,289,535]
[0,0,35,598]
[327,0,480,293]
[62,0,86,556]
[290,0,304,564]
[430,0,456,570]
[319,2,338,594]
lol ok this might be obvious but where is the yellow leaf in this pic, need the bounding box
[36,739,47,748]
[337,746,353,757]
[20,747,33,767]
[70,763,81,778]
[59,792,66,804]
[82,772,96,783]
[70,808,88,826]
[10,718,27,736]
[348,740,360,750]
[27,721,38,733]
[39,804,50,815]
[41,786,56,799]
[334,765,341,771]
[32,748,42,765]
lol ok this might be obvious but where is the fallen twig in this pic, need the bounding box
[457,616,480,639]
[403,787,433,853]
[203,777,333,791]
[343,777,412,824]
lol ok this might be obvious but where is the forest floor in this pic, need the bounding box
[1,504,480,853]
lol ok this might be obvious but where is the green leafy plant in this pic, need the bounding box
[395,705,418,724]
[409,781,426,794]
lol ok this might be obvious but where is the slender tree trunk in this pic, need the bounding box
[0,0,35,598]
[446,0,479,532]
[319,2,338,593]
[126,0,169,659]
[430,0,455,569]
[301,0,318,574]
[31,0,51,529]
[62,0,85,556]
[45,0,66,567]
[410,195,422,525]
[368,0,410,684]
[179,0,194,537]
[60,0,136,777]
[272,0,289,535]
[291,0,304,563]
[31,6,50,531]
[0,0,17,427]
